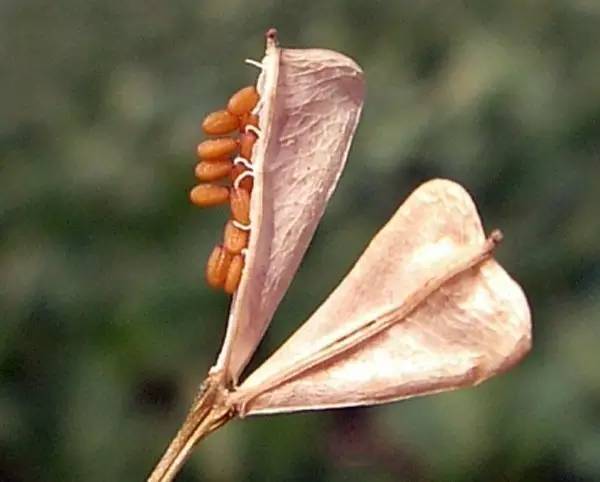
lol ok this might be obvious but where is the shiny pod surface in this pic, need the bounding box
[229,187,251,224]
[227,86,259,116]
[197,138,238,160]
[195,160,233,181]
[190,184,229,207]
[202,110,240,135]
[224,254,244,295]
[206,245,232,289]
[224,220,249,254]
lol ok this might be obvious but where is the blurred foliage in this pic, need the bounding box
[1,0,600,481]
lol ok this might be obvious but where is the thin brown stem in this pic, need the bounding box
[147,372,234,482]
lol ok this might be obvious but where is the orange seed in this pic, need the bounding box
[230,164,254,191]
[239,113,259,131]
[206,245,232,289]
[224,254,244,295]
[227,86,259,116]
[230,187,251,224]
[190,184,229,207]
[202,110,240,135]
[239,132,257,160]
[195,160,232,181]
[224,219,249,254]
[197,138,238,160]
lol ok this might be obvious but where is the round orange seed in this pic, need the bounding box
[227,86,259,117]
[230,187,251,224]
[190,184,229,207]
[197,138,238,160]
[239,113,259,131]
[230,164,254,191]
[195,160,232,181]
[202,110,240,136]
[224,254,244,294]
[206,245,232,289]
[239,132,257,160]
[224,219,249,254]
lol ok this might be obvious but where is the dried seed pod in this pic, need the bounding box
[239,132,257,160]
[149,33,532,482]
[197,138,238,160]
[224,254,245,295]
[206,245,232,289]
[190,184,229,207]
[235,180,532,416]
[230,164,254,191]
[229,187,250,225]
[224,219,249,254]
[239,113,259,131]
[202,110,240,135]
[227,86,259,116]
[195,160,233,181]
[214,30,366,382]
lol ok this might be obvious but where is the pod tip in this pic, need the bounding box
[265,27,279,47]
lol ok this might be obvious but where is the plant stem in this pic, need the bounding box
[147,372,234,482]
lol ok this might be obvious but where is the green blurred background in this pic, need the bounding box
[2,1,600,481]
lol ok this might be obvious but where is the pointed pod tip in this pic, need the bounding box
[490,229,504,245]
[265,27,279,48]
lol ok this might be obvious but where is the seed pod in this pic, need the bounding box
[190,184,229,207]
[239,113,259,131]
[212,31,366,382]
[224,254,244,295]
[224,219,249,254]
[195,160,233,181]
[149,31,533,482]
[197,138,238,160]
[206,245,232,289]
[230,187,251,224]
[227,86,259,116]
[202,110,240,135]
[239,132,257,160]
[235,180,532,417]
[230,164,254,191]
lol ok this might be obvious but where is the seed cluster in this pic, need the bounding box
[191,86,260,294]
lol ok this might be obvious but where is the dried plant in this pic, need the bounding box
[148,29,531,482]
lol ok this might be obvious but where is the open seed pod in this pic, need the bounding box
[148,30,531,482]
[213,29,365,383]
[149,30,365,482]
[233,179,532,415]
